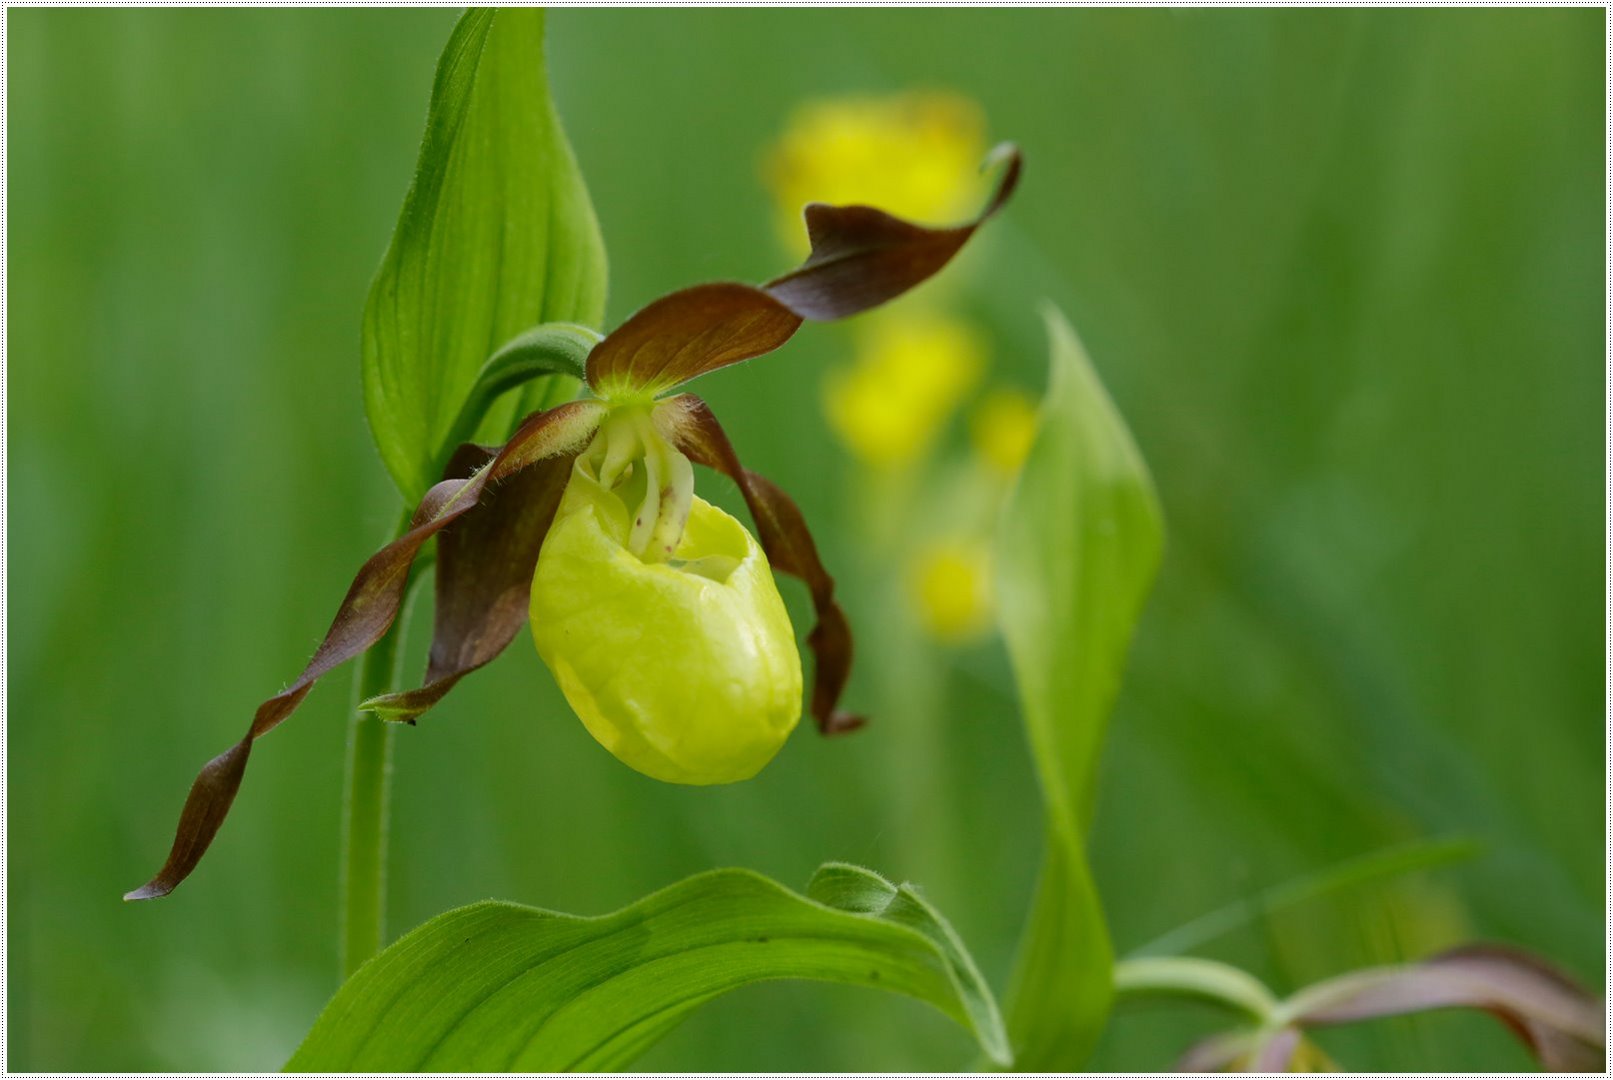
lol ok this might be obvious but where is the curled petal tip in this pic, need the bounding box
[822,711,867,736]
[123,882,171,902]
[983,140,1018,171]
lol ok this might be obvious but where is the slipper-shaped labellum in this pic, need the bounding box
[127,147,1022,898]
[531,407,802,784]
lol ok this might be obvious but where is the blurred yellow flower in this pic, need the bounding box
[765,92,988,252]
[907,538,994,644]
[969,387,1040,477]
[823,311,985,470]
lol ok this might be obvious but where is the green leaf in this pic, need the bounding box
[363,9,607,502]
[996,306,1164,1067]
[287,864,1009,1071]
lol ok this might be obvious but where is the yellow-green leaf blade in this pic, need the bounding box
[997,306,1164,1067]
[286,865,1009,1071]
[363,9,607,502]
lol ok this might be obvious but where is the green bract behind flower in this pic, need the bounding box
[531,447,802,784]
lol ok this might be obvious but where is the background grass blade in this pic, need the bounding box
[1128,836,1483,960]
[286,864,1009,1071]
[996,306,1164,1067]
[363,9,607,502]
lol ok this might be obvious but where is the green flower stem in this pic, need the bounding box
[1112,956,1279,1023]
[339,509,417,980]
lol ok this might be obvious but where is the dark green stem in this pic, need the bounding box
[339,510,416,980]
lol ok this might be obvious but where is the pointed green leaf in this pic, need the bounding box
[996,306,1164,1067]
[286,864,1009,1071]
[363,9,607,502]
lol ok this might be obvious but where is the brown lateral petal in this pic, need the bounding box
[661,394,863,735]
[123,738,252,901]
[361,445,574,723]
[763,143,1022,322]
[126,400,606,901]
[584,283,803,398]
[582,146,1021,398]
[1288,943,1605,1072]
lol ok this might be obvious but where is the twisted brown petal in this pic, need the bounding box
[763,143,1021,321]
[583,146,1022,396]
[126,400,606,901]
[661,394,862,735]
[361,445,574,723]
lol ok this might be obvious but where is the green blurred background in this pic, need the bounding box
[8,8,1603,1071]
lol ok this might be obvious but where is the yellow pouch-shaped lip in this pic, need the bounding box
[531,458,803,784]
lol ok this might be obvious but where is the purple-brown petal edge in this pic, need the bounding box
[663,394,864,736]
[125,400,606,901]
[1172,1030,1256,1072]
[584,283,804,398]
[1245,1027,1304,1072]
[361,444,574,723]
[1289,943,1605,1072]
[583,145,1022,396]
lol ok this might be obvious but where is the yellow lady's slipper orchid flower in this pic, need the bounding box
[128,146,1022,898]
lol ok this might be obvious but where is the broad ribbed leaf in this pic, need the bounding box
[364,9,607,502]
[996,307,1164,1066]
[287,864,1009,1071]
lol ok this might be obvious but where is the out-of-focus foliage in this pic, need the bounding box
[996,308,1164,1066]
[8,9,1601,1070]
[822,311,985,473]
